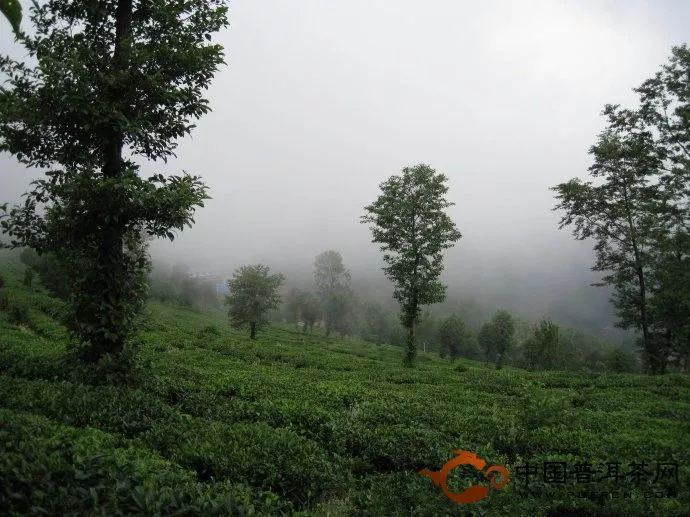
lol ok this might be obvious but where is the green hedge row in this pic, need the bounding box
[0,409,294,516]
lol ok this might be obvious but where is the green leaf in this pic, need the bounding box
[0,0,21,36]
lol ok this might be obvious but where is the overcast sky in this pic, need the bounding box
[1,0,688,318]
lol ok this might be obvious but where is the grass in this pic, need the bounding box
[1,253,689,516]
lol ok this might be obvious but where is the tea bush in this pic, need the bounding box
[0,257,689,516]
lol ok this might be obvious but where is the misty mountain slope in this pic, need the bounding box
[1,261,688,516]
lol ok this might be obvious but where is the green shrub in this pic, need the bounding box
[0,409,294,516]
[198,324,221,337]
[142,419,347,508]
[0,376,176,438]
[0,291,32,326]
[605,347,637,373]
[23,267,35,288]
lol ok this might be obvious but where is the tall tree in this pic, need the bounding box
[225,265,284,340]
[313,250,350,336]
[0,0,227,367]
[361,163,462,366]
[637,45,690,372]
[552,45,690,374]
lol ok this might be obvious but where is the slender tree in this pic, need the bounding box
[313,250,350,336]
[552,45,690,373]
[361,163,462,366]
[0,0,227,367]
[225,265,285,340]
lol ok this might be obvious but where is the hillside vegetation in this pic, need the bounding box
[1,256,689,516]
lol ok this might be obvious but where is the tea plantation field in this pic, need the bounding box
[1,257,689,516]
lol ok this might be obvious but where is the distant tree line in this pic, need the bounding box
[262,249,641,374]
[11,242,642,373]
[148,263,221,311]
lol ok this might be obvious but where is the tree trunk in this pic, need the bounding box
[404,322,416,367]
[250,321,257,340]
[622,182,659,374]
[83,0,134,363]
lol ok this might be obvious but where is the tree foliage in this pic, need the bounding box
[19,248,71,300]
[361,164,462,366]
[522,319,562,371]
[437,314,471,362]
[0,0,228,367]
[313,250,351,336]
[551,45,689,374]
[225,265,284,340]
[324,285,358,339]
[299,292,322,333]
[284,287,321,332]
[0,0,21,36]
[359,301,393,345]
[478,310,515,369]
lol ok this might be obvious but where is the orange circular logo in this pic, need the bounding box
[419,450,509,503]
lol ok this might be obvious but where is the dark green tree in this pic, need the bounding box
[552,45,690,374]
[324,285,358,339]
[313,250,350,336]
[479,310,515,369]
[284,288,321,332]
[0,0,21,36]
[19,248,71,300]
[605,347,637,373]
[522,319,562,370]
[284,287,303,328]
[361,164,462,366]
[0,0,228,367]
[359,300,392,344]
[225,265,284,340]
[437,314,470,362]
[299,292,322,333]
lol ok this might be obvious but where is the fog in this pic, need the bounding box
[1,0,688,344]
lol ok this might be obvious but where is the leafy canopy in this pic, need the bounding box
[0,0,228,366]
[361,163,462,365]
[523,319,561,371]
[225,265,285,339]
[437,314,470,362]
[551,44,690,374]
[479,310,515,369]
